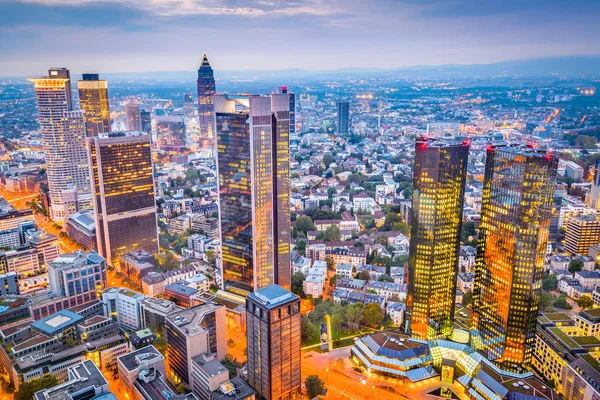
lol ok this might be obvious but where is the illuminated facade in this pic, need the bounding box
[471,145,558,372]
[215,94,291,295]
[276,86,296,137]
[88,131,159,267]
[29,68,92,221]
[197,53,216,153]
[77,73,110,137]
[406,138,469,340]
[246,284,301,400]
[125,102,142,131]
[565,214,600,256]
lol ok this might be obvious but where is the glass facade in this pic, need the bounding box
[197,53,216,151]
[88,132,158,267]
[337,101,349,134]
[78,75,110,137]
[471,146,558,372]
[407,138,469,340]
[216,95,291,294]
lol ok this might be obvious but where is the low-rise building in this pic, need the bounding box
[33,360,109,400]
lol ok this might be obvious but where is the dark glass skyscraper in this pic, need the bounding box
[337,100,349,134]
[276,86,296,137]
[246,284,301,400]
[406,137,469,340]
[215,94,291,295]
[78,73,110,137]
[471,145,558,372]
[197,53,216,153]
[88,131,159,268]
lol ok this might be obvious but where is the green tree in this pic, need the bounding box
[461,291,473,307]
[323,154,335,169]
[331,312,344,333]
[347,173,363,185]
[357,270,371,281]
[553,293,571,309]
[377,274,393,282]
[363,303,384,328]
[569,259,584,275]
[291,272,305,297]
[542,274,558,291]
[185,167,198,182]
[222,354,239,377]
[301,315,317,343]
[577,296,594,310]
[305,375,325,399]
[295,216,315,234]
[461,221,476,243]
[539,292,555,310]
[345,303,365,330]
[329,274,340,287]
[296,240,307,255]
[14,376,58,400]
[154,252,180,272]
[323,225,342,241]
[383,212,402,230]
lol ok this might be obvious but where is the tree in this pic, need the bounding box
[383,212,402,231]
[539,292,555,310]
[291,272,305,297]
[295,216,315,234]
[345,303,365,330]
[461,221,476,243]
[331,313,344,333]
[577,296,594,310]
[542,274,558,291]
[154,252,180,272]
[185,167,198,182]
[222,354,239,377]
[323,154,335,169]
[569,259,584,276]
[206,250,216,264]
[326,256,335,270]
[377,274,393,282]
[296,240,307,255]
[323,225,342,242]
[553,293,571,309]
[329,274,340,287]
[301,315,317,343]
[357,270,371,281]
[461,291,473,307]
[14,376,58,400]
[305,375,325,399]
[363,303,384,328]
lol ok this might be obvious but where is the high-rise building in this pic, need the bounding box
[246,284,301,400]
[215,94,291,295]
[88,131,159,267]
[28,68,92,221]
[564,214,600,256]
[589,161,600,209]
[406,138,469,340]
[337,100,349,134]
[77,73,110,137]
[125,102,142,131]
[197,53,216,152]
[471,145,558,372]
[184,93,195,119]
[47,250,107,305]
[276,86,296,138]
[165,303,227,387]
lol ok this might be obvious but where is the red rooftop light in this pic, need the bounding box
[417,142,427,150]
[487,145,494,152]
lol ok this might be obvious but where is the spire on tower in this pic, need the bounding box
[200,53,211,68]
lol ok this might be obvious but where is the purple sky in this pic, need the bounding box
[1,0,599,76]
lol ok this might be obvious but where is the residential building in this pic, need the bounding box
[215,94,291,294]
[88,131,159,267]
[246,285,301,400]
[407,137,469,340]
[472,146,558,371]
[77,73,110,137]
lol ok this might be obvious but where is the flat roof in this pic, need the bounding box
[118,345,163,372]
[248,284,298,309]
[34,360,108,400]
[31,309,83,335]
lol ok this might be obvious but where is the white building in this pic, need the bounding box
[102,287,146,330]
[386,302,405,327]
[335,262,353,279]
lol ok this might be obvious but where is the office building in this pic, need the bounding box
[472,145,558,371]
[246,285,301,400]
[276,86,296,138]
[117,345,166,397]
[565,214,600,256]
[67,210,97,251]
[0,271,19,295]
[125,102,142,131]
[406,138,469,340]
[33,360,109,400]
[191,353,229,400]
[156,115,186,151]
[47,250,106,303]
[103,287,146,330]
[215,94,291,295]
[88,131,159,267]
[29,68,92,221]
[337,100,349,134]
[590,161,600,209]
[78,73,110,137]
[165,303,226,387]
[565,160,584,181]
[184,93,195,118]
[197,53,216,152]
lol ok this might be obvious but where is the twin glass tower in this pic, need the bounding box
[407,138,558,371]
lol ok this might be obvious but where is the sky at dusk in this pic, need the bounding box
[0,0,599,76]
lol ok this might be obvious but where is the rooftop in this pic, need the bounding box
[31,309,83,335]
[50,250,105,269]
[34,360,108,400]
[211,376,255,400]
[247,284,298,309]
[118,345,163,372]
[167,303,224,336]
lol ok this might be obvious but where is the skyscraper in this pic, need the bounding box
[246,284,301,400]
[29,68,92,221]
[125,102,142,131]
[276,86,296,138]
[197,53,216,153]
[215,94,291,295]
[88,131,159,267]
[564,214,600,256]
[77,73,110,137]
[589,161,600,209]
[337,100,349,134]
[406,137,469,340]
[471,145,558,372]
